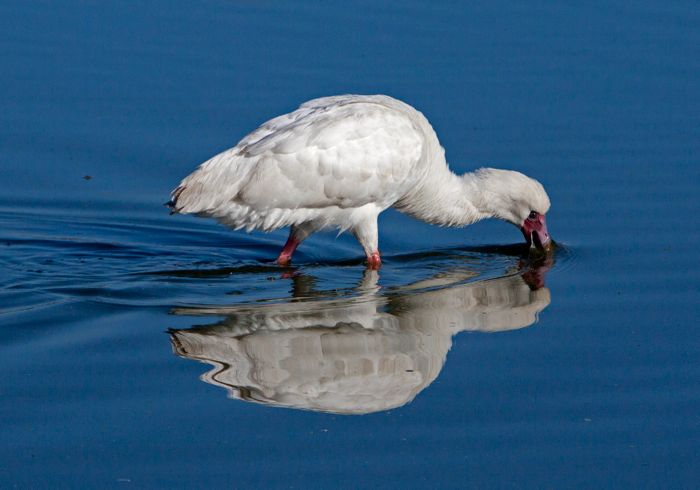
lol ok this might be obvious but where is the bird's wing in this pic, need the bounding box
[236,101,423,210]
[171,98,424,216]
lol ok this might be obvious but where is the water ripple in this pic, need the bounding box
[0,205,568,318]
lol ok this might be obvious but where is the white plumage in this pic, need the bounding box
[170,94,552,266]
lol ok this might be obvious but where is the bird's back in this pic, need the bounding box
[169,95,444,231]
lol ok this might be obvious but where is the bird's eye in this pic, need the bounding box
[528,211,538,220]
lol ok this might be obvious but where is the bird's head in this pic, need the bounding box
[474,168,552,252]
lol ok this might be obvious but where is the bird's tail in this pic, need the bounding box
[166,147,253,217]
[164,185,186,215]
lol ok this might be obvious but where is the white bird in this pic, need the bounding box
[169,94,552,267]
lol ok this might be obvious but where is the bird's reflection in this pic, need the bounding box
[170,255,553,415]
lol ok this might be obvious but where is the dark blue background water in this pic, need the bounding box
[2,1,699,487]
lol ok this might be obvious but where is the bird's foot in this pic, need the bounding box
[366,251,382,270]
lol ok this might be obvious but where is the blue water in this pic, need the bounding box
[2,1,699,487]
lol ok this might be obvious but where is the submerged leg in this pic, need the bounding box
[352,215,381,269]
[275,222,319,266]
[276,234,300,266]
[366,250,382,269]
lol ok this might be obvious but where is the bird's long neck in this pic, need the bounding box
[395,165,491,227]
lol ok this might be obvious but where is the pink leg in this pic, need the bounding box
[366,250,382,270]
[276,235,300,266]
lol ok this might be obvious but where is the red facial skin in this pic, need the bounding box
[520,212,552,251]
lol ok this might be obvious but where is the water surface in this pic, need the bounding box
[2,1,699,487]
